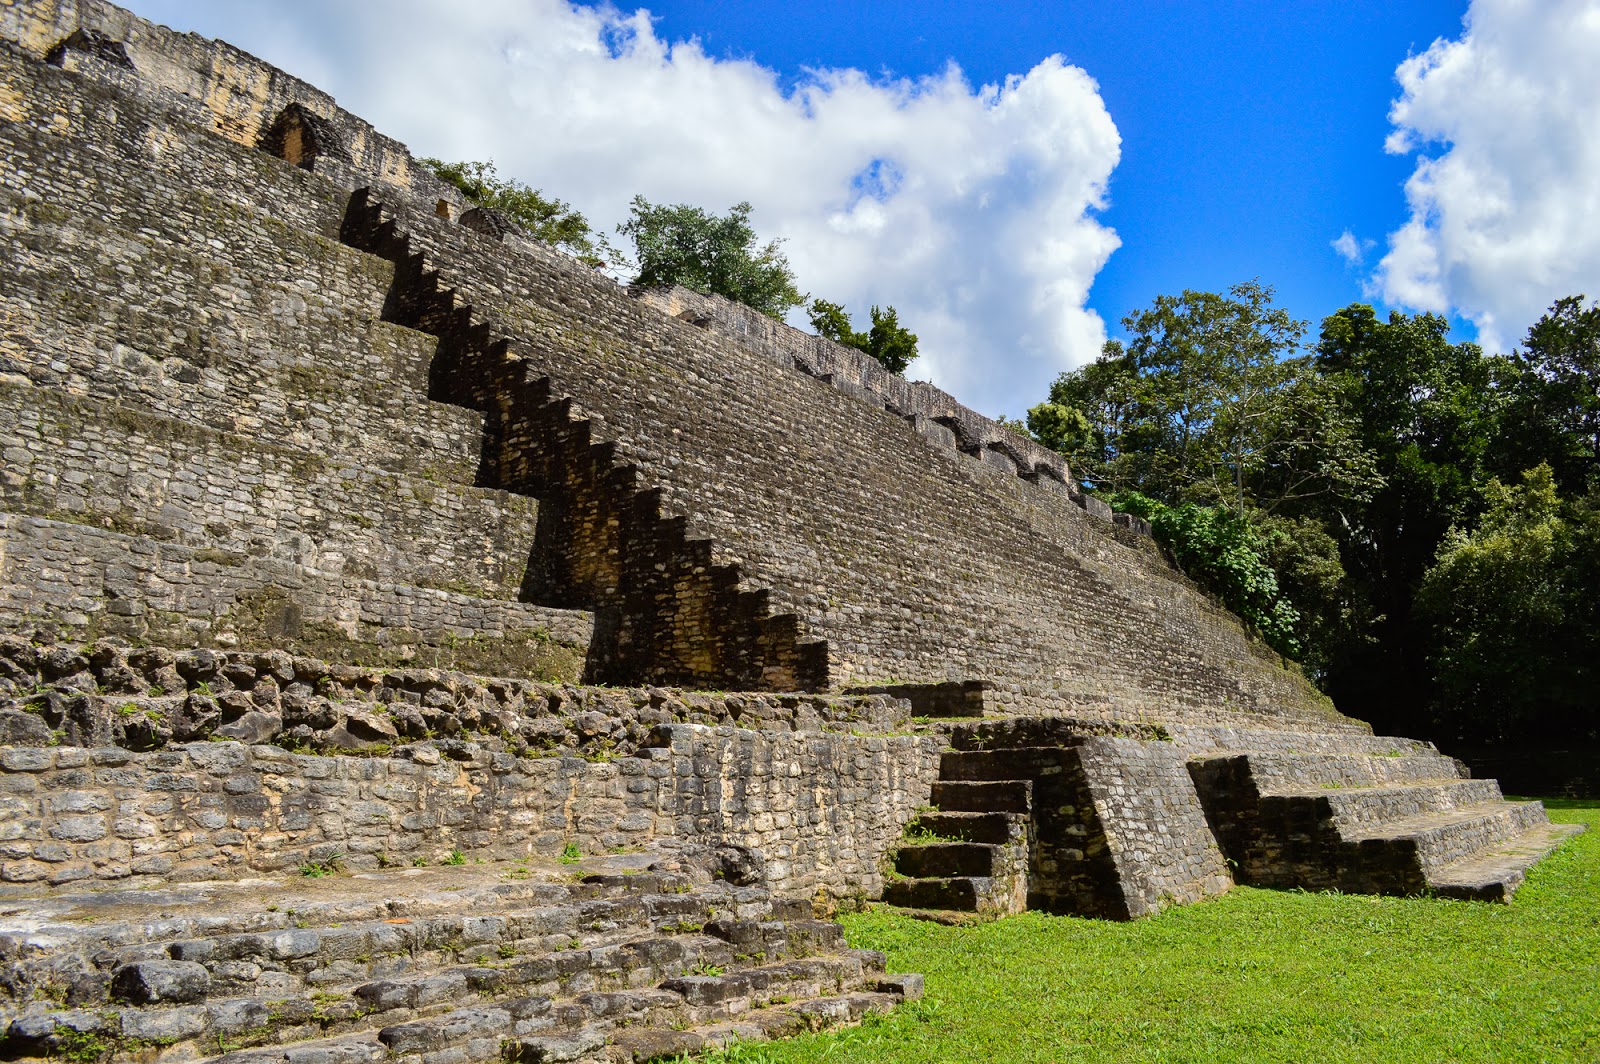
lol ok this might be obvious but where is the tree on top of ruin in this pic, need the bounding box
[617,197,805,321]
[808,299,920,376]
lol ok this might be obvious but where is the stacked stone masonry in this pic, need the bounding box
[0,9,1585,1061]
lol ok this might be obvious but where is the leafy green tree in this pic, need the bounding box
[1026,353,1142,491]
[1313,304,1503,731]
[1495,295,1600,496]
[808,299,920,375]
[1030,283,1377,516]
[1415,465,1599,743]
[422,158,611,267]
[1250,511,1353,685]
[618,197,804,320]
[808,299,862,348]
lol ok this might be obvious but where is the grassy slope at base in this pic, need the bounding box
[698,801,1598,1063]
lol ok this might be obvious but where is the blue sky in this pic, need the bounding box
[125,1,1600,417]
[619,1,1468,340]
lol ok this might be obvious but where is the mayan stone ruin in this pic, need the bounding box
[0,3,1585,1061]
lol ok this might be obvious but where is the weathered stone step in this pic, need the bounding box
[2,934,732,1058]
[928,779,1032,814]
[0,875,756,1013]
[154,892,737,985]
[654,949,883,1022]
[0,381,538,602]
[0,513,591,672]
[594,989,907,1063]
[372,953,892,1063]
[700,917,846,961]
[881,876,988,912]
[1262,778,1506,832]
[1,903,892,1062]
[1234,751,1466,790]
[1351,800,1553,875]
[1170,724,1431,758]
[893,842,1000,879]
[1428,822,1586,901]
[207,1034,388,1064]
[909,810,1021,846]
[1,873,705,959]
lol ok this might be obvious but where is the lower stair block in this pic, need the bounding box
[211,1036,389,1064]
[1429,822,1588,901]
[928,779,1032,814]
[660,953,878,1020]
[603,990,902,1063]
[894,842,999,879]
[1259,778,1507,834]
[1240,752,1468,790]
[511,1025,608,1063]
[882,876,985,912]
[1358,800,1553,875]
[1190,750,1584,900]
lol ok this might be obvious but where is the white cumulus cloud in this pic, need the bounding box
[1331,229,1373,266]
[1376,0,1600,352]
[126,0,1122,416]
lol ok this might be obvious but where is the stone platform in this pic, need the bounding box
[0,852,919,1064]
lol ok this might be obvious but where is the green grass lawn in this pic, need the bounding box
[706,800,1599,1064]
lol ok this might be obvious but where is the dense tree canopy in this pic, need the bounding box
[617,197,804,320]
[1023,288,1599,747]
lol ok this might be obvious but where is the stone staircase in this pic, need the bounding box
[336,188,828,694]
[886,720,1584,922]
[0,861,920,1064]
[1188,740,1584,901]
[882,777,1031,918]
[884,719,1234,921]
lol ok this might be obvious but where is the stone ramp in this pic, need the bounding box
[0,860,919,1064]
[1186,739,1584,902]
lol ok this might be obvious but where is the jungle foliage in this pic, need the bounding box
[617,197,805,320]
[1026,285,1600,746]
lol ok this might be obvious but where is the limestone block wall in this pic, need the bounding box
[0,725,939,901]
[0,516,592,678]
[0,383,537,599]
[0,58,482,486]
[0,40,599,676]
[0,0,454,205]
[634,285,1073,489]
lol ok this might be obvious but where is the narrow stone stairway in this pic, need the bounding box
[888,718,1241,921]
[881,773,1032,918]
[0,859,920,1064]
[1187,740,1585,900]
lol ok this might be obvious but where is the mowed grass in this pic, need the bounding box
[703,801,1599,1064]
